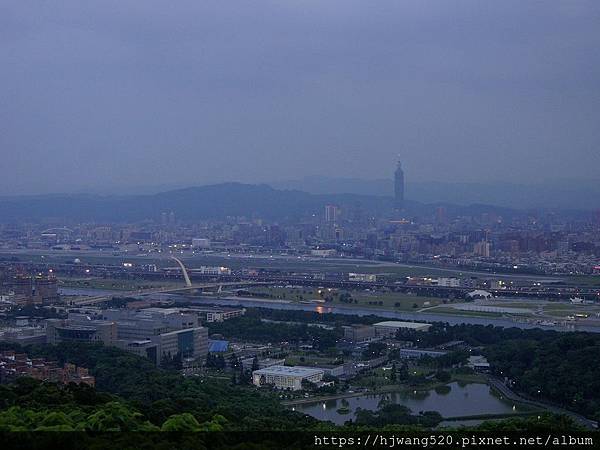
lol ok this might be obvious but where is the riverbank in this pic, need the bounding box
[186,295,600,332]
[486,375,598,429]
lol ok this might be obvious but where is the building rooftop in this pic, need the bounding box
[208,340,228,352]
[373,321,431,329]
[253,365,324,377]
[140,307,183,315]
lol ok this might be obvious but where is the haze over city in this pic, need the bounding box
[3,2,600,445]
[2,1,600,195]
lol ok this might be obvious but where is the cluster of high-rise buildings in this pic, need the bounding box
[0,270,59,305]
[0,158,598,277]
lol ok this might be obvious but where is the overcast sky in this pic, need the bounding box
[1,1,599,195]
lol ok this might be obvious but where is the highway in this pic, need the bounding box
[70,280,271,306]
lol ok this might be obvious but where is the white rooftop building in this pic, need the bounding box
[466,290,493,299]
[373,321,432,336]
[252,365,324,390]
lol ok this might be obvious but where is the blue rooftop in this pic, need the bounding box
[208,340,229,353]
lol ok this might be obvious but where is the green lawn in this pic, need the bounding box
[246,286,445,311]
[565,275,600,287]
[60,277,180,291]
[421,306,504,318]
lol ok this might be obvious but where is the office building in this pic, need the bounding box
[153,327,208,361]
[474,241,491,257]
[115,340,159,365]
[4,274,59,305]
[101,308,199,341]
[324,205,340,223]
[98,308,208,364]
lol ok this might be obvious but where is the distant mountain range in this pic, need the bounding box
[271,177,600,211]
[0,179,596,223]
[0,183,391,223]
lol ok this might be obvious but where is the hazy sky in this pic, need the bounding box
[1,1,599,195]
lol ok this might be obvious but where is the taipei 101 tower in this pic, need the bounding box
[394,158,404,210]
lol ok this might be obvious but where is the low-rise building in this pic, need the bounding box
[241,357,285,371]
[348,273,377,282]
[436,277,460,287]
[191,238,211,249]
[186,306,246,323]
[373,321,432,336]
[45,318,117,346]
[252,365,324,390]
[0,326,47,345]
[343,324,376,343]
[467,355,491,372]
[192,266,231,276]
[398,349,447,359]
[0,351,95,386]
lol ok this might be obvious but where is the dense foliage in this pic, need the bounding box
[0,342,316,430]
[207,314,341,350]
[394,323,600,421]
[354,404,442,427]
[485,333,600,421]
[237,307,384,326]
[0,316,594,435]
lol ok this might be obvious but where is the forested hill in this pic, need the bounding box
[0,182,536,223]
[0,183,391,223]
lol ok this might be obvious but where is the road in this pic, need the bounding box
[486,375,598,429]
[70,280,271,305]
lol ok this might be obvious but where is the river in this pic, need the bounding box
[182,295,599,332]
[59,287,600,333]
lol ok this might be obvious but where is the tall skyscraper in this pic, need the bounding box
[394,159,404,209]
[325,205,340,223]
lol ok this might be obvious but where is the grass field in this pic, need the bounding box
[566,275,600,287]
[0,249,495,280]
[246,286,445,311]
[421,306,505,318]
[59,276,180,291]
[284,352,341,367]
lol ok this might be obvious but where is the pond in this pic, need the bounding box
[290,382,525,425]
